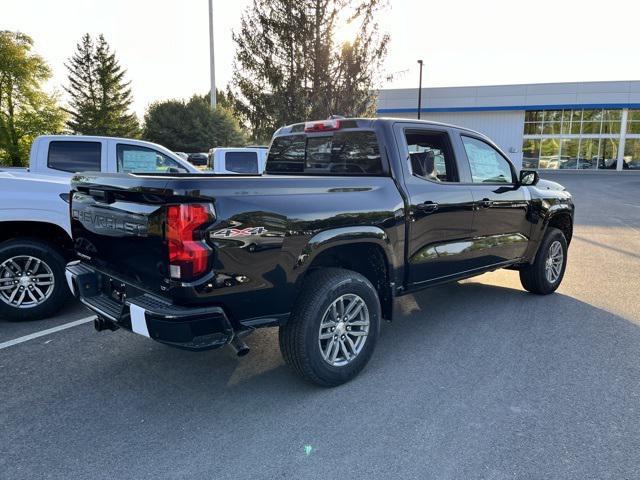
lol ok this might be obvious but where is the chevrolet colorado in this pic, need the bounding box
[66,118,574,386]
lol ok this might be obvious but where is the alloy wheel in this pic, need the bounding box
[544,240,564,284]
[318,293,370,367]
[0,256,55,309]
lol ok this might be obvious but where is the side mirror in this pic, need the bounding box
[519,169,539,186]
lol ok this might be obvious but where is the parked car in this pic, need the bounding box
[187,153,209,168]
[66,118,574,386]
[0,135,198,321]
[207,147,268,174]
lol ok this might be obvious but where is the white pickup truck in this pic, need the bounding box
[0,135,199,321]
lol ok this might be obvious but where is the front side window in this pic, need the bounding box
[266,131,383,175]
[405,131,456,182]
[225,151,259,173]
[462,136,514,184]
[116,144,182,173]
[47,141,101,173]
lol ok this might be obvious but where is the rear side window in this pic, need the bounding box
[405,130,457,182]
[225,151,259,173]
[266,131,384,175]
[47,141,101,173]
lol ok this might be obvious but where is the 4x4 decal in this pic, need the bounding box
[211,226,267,238]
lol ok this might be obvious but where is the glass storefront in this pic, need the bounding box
[522,108,631,170]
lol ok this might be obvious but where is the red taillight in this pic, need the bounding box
[304,119,341,132]
[166,204,212,280]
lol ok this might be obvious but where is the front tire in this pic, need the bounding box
[0,239,71,321]
[519,227,568,295]
[279,268,381,387]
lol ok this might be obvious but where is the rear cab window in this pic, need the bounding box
[266,130,385,176]
[47,141,102,173]
[225,151,259,173]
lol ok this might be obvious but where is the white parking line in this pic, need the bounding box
[0,316,95,350]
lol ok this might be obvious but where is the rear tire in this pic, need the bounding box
[519,227,568,295]
[279,268,381,387]
[0,239,71,321]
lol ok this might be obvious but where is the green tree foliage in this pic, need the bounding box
[142,93,247,152]
[64,34,139,137]
[230,0,389,140]
[0,31,66,166]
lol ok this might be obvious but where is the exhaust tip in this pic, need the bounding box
[230,336,250,357]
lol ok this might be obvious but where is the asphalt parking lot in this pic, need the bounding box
[2,173,639,480]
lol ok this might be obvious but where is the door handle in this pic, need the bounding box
[416,201,439,212]
[478,198,493,208]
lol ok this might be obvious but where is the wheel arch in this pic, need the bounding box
[0,221,74,260]
[547,210,573,245]
[294,227,398,321]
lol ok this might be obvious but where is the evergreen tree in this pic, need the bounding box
[230,0,389,140]
[64,34,139,137]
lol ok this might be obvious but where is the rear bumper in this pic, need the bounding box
[65,262,233,351]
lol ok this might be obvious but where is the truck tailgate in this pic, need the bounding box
[70,174,175,294]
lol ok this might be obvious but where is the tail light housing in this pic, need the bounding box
[166,204,213,280]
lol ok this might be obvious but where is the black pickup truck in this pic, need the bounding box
[66,118,574,386]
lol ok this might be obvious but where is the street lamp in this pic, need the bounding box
[417,59,423,120]
[208,0,217,109]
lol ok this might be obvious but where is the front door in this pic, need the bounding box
[393,125,476,286]
[458,134,531,266]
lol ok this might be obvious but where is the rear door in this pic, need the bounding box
[393,123,476,286]
[455,134,531,266]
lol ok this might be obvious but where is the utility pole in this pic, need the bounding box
[208,0,217,109]
[417,59,423,120]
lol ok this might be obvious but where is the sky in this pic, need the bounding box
[4,0,640,118]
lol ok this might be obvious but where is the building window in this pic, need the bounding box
[623,139,640,169]
[522,108,623,170]
[627,110,640,134]
[522,139,540,169]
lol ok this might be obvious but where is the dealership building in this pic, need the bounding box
[376,80,640,171]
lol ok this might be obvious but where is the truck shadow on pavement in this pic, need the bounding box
[4,277,640,479]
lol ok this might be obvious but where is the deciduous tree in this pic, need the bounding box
[0,31,66,166]
[142,93,246,152]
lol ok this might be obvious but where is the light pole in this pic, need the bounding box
[417,59,423,120]
[208,0,217,109]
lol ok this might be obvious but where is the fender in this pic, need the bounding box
[0,212,71,238]
[297,225,395,264]
[288,226,400,321]
[523,196,574,263]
